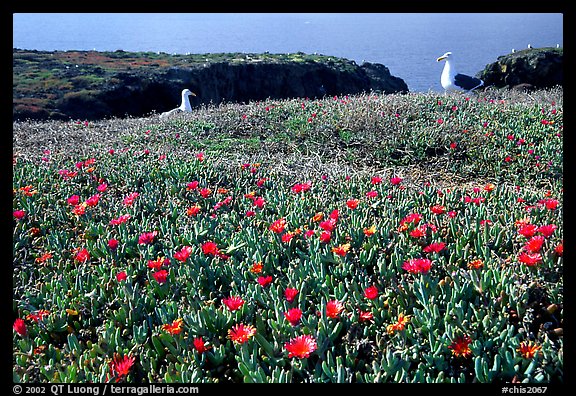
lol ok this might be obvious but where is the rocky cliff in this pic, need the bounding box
[477,47,562,90]
[13,50,408,121]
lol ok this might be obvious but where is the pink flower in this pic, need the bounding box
[138,231,158,245]
[284,287,299,303]
[390,177,403,185]
[326,300,344,319]
[538,224,557,238]
[97,183,108,192]
[518,252,542,267]
[110,214,131,226]
[371,176,383,185]
[257,275,273,287]
[123,192,139,206]
[284,308,303,326]
[13,210,26,220]
[173,246,193,262]
[423,242,446,253]
[108,239,119,250]
[366,190,378,199]
[364,285,379,300]
[358,310,374,323]
[67,195,80,205]
[402,258,432,274]
[222,296,245,311]
[85,194,100,207]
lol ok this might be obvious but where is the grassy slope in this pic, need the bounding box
[12,88,563,383]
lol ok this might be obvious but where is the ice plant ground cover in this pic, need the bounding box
[13,88,563,383]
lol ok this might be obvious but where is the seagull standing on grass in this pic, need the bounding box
[436,52,484,93]
[160,89,196,118]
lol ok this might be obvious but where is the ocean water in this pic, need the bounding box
[12,13,563,92]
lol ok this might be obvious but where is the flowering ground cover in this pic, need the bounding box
[13,88,563,383]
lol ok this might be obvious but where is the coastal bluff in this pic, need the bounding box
[13,49,408,121]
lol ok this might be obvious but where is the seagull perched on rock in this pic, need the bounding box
[436,52,484,93]
[160,89,196,118]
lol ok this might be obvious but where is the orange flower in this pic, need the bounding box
[249,262,263,273]
[312,212,324,222]
[217,187,229,194]
[269,218,287,234]
[363,225,376,237]
[467,259,484,269]
[484,183,496,192]
[517,341,542,359]
[161,318,184,335]
[186,204,201,216]
[386,313,410,334]
[35,252,53,263]
[332,243,350,257]
[228,323,256,344]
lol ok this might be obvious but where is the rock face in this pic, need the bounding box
[12,50,408,121]
[477,48,562,89]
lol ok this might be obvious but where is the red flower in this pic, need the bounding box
[281,232,295,243]
[173,246,193,262]
[75,248,90,263]
[319,231,332,243]
[364,285,379,300]
[371,176,383,185]
[448,335,472,358]
[346,199,359,209]
[228,323,256,344]
[147,257,168,270]
[107,239,119,250]
[269,218,287,234]
[13,318,27,336]
[319,219,337,232]
[524,236,545,253]
[193,337,210,353]
[26,310,50,323]
[517,224,538,238]
[222,296,245,311]
[110,214,131,226]
[109,353,135,381]
[257,275,273,287]
[284,287,299,303]
[538,224,557,238]
[540,198,559,210]
[196,152,205,161]
[13,210,26,220]
[199,188,212,198]
[365,190,378,199]
[409,226,427,238]
[285,335,317,358]
[138,231,158,245]
[402,258,432,274]
[201,241,220,256]
[253,196,266,208]
[358,310,374,323]
[390,177,403,185]
[554,242,563,256]
[152,269,168,284]
[161,318,184,335]
[326,300,344,319]
[291,182,311,193]
[116,271,127,282]
[430,204,446,215]
[423,242,446,253]
[284,308,303,326]
[518,251,542,266]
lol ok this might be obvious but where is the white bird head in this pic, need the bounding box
[182,89,196,97]
[437,52,452,62]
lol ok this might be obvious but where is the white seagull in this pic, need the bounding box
[436,52,484,93]
[160,89,196,118]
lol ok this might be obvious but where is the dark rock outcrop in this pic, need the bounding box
[13,50,408,121]
[477,47,562,89]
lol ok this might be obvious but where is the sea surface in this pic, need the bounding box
[13,13,563,92]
